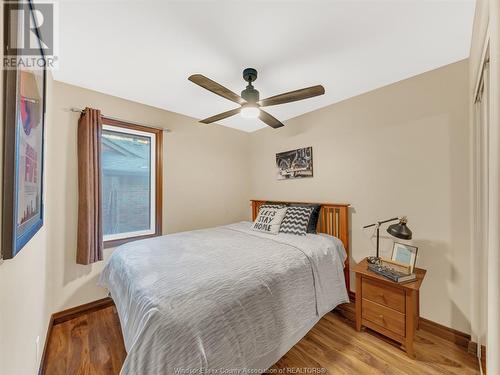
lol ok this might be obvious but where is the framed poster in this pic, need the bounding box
[2,1,46,259]
[276,147,313,180]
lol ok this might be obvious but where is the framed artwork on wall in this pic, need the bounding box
[2,1,47,259]
[276,146,313,180]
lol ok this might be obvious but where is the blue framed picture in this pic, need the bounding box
[2,1,46,259]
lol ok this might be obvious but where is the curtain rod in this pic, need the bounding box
[69,108,171,133]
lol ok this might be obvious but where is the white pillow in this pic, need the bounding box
[251,207,287,235]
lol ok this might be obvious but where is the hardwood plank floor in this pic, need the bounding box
[45,306,126,375]
[44,306,479,375]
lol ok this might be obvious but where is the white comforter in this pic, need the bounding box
[99,221,349,375]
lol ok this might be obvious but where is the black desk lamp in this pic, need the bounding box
[363,217,412,260]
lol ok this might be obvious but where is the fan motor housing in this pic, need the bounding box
[241,68,259,103]
[241,86,259,103]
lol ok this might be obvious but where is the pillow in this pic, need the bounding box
[252,207,287,235]
[279,206,314,236]
[260,203,287,210]
[290,203,321,234]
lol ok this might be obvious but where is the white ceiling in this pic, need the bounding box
[53,0,476,132]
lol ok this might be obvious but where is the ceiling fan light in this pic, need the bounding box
[240,106,260,119]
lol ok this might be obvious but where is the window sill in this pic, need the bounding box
[104,232,162,249]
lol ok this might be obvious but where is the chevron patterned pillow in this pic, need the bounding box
[259,204,286,211]
[279,206,314,236]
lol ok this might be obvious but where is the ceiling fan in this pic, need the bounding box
[188,68,325,129]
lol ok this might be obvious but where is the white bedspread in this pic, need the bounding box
[99,221,349,375]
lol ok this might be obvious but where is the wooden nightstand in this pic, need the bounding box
[353,258,426,358]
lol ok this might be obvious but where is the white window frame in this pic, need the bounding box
[101,124,157,242]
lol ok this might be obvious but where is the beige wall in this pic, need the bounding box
[0,78,251,374]
[249,60,471,333]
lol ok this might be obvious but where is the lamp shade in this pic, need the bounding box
[387,218,412,240]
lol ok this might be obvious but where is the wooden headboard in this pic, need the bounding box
[251,200,350,292]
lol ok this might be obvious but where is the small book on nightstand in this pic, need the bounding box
[367,263,417,283]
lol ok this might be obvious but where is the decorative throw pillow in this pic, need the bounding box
[290,203,321,234]
[252,207,287,235]
[260,203,287,210]
[280,206,314,236]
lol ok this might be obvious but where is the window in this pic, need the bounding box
[101,118,162,247]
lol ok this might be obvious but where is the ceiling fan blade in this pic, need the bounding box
[200,108,241,124]
[258,85,325,107]
[259,110,284,129]
[189,74,246,105]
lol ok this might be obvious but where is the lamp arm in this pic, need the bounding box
[363,217,400,259]
[363,217,399,229]
[377,217,400,225]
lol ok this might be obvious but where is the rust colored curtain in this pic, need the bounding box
[76,107,103,264]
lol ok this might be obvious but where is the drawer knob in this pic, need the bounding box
[378,314,384,319]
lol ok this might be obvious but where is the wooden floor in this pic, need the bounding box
[45,306,126,375]
[44,305,479,375]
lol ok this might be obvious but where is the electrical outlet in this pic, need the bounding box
[36,336,40,362]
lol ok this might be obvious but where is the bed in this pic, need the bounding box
[99,200,350,375]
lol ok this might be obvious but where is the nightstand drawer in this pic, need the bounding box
[362,298,405,336]
[362,277,405,313]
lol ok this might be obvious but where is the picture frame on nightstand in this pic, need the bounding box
[391,242,418,273]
